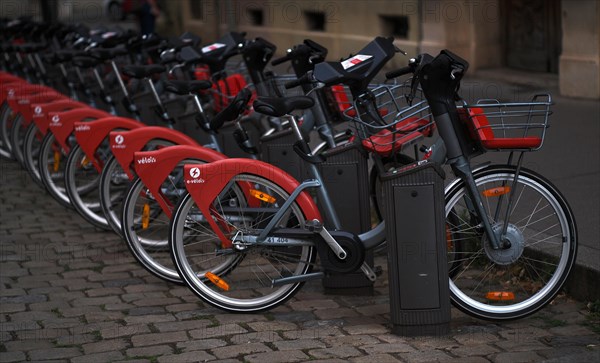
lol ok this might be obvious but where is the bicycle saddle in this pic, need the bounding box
[89,46,128,61]
[122,64,166,79]
[72,56,103,68]
[164,80,212,95]
[253,96,314,117]
[209,88,253,130]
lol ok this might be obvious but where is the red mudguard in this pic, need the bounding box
[133,145,228,217]
[30,100,88,134]
[109,126,200,179]
[46,108,111,153]
[4,84,56,107]
[182,159,322,248]
[74,117,143,172]
[15,93,66,127]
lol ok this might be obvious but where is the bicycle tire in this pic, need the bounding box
[22,122,45,188]
[99,155,132,236]
[120,158,222,284]
[64,144,112,230]
[38,132,72,208]
[0,102,16,159]
[170,174,316,312]
[9,113,26,166]
[445,165,577,320]
[100,139,178,236]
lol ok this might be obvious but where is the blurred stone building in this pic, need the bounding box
[168,0,599,99]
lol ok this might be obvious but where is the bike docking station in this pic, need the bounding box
[381,159,450,336]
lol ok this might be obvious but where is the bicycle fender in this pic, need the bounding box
[5,86,58,110]
[1,83,51,104]
[47,108,111,153]
[183,159,322,248]
[30,100,88,134]
[74,117,143,172]
[17,93,67,126]
[133,145,228,218]
[109,127,200,179]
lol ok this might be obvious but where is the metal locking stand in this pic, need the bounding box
[382,160,450,336]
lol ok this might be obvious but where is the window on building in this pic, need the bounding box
[190,0,203,20]
[247,8,264,26]
[380,15,409,39]
[305,11,326,31]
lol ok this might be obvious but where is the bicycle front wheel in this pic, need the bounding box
[23,122,45,188]
[38,132,72,208]
[170,174,316,313]
[445,166,577,320]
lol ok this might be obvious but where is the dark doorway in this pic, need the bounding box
[505,0,561,73]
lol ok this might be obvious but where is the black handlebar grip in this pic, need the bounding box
[284,73,310,89]
[271,53,291,66]
[385,66,413,80]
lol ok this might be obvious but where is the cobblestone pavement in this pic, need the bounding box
[1,159,599,363]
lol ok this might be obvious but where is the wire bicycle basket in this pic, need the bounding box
[342,81,434,157]
[459,94,552,151]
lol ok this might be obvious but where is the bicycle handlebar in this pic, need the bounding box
[385,65,413,79]
[284,72,313,89]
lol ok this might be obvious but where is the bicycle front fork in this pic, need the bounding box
[450,156,505,250]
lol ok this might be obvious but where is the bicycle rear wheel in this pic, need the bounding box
[10,113,27,166]
[445,166,577,320]
[170,174,316,312]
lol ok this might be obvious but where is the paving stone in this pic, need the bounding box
[288,299,340,311]
[127,306,166,316]
[230,331,283,344]
[176,338,228,352]
[125,344,173,358]
[214,313,267,325]
[449,343,500,358]
[82,338,129,354]
[165,303,201,313]
[189,324,248,339]
[0,351,26,362]
[157,351,216,362]
[244,349,309,363]
[493,351,544,363]
[131,331,189,347]
[124,314,176,325]
[28,347,82,360]
[349,353,402,362]
[399,350,455,363]
[361,342,416,354]
[100,324,151,339]
[322,334,381,347]
[153,319,211,332]
[211,342,272,359]
[282,326,343,339]
[343,323,389,335]
[71,351,124,363]
[308,346,364,359]
[246,321,298,332]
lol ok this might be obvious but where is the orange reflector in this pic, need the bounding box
[141,203,150,229]
[205,271,230,291]
[53,151,61,172]
[446,225,453,250]
[249,189,276,204]
[482,186,511,197]
[80,156,90,168]
[486,291,515,301]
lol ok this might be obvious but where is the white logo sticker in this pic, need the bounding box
[51,115,60,123]
[201,42,226,53]
[34,106,42,114]
[190,167,201,178]
[137,156,156,165]
[341,54,373,70]
[114,135,124,145]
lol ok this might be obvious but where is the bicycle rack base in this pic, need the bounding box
[381,160,450,336]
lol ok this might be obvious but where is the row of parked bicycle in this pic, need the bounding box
[1,17,577,320]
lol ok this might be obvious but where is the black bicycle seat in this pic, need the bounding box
[89,46,128,61]
[209,88,253,130]
[122,64,166,79]
[72,56,103,68]
[164,80,212,95]
[253,96,314,117]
